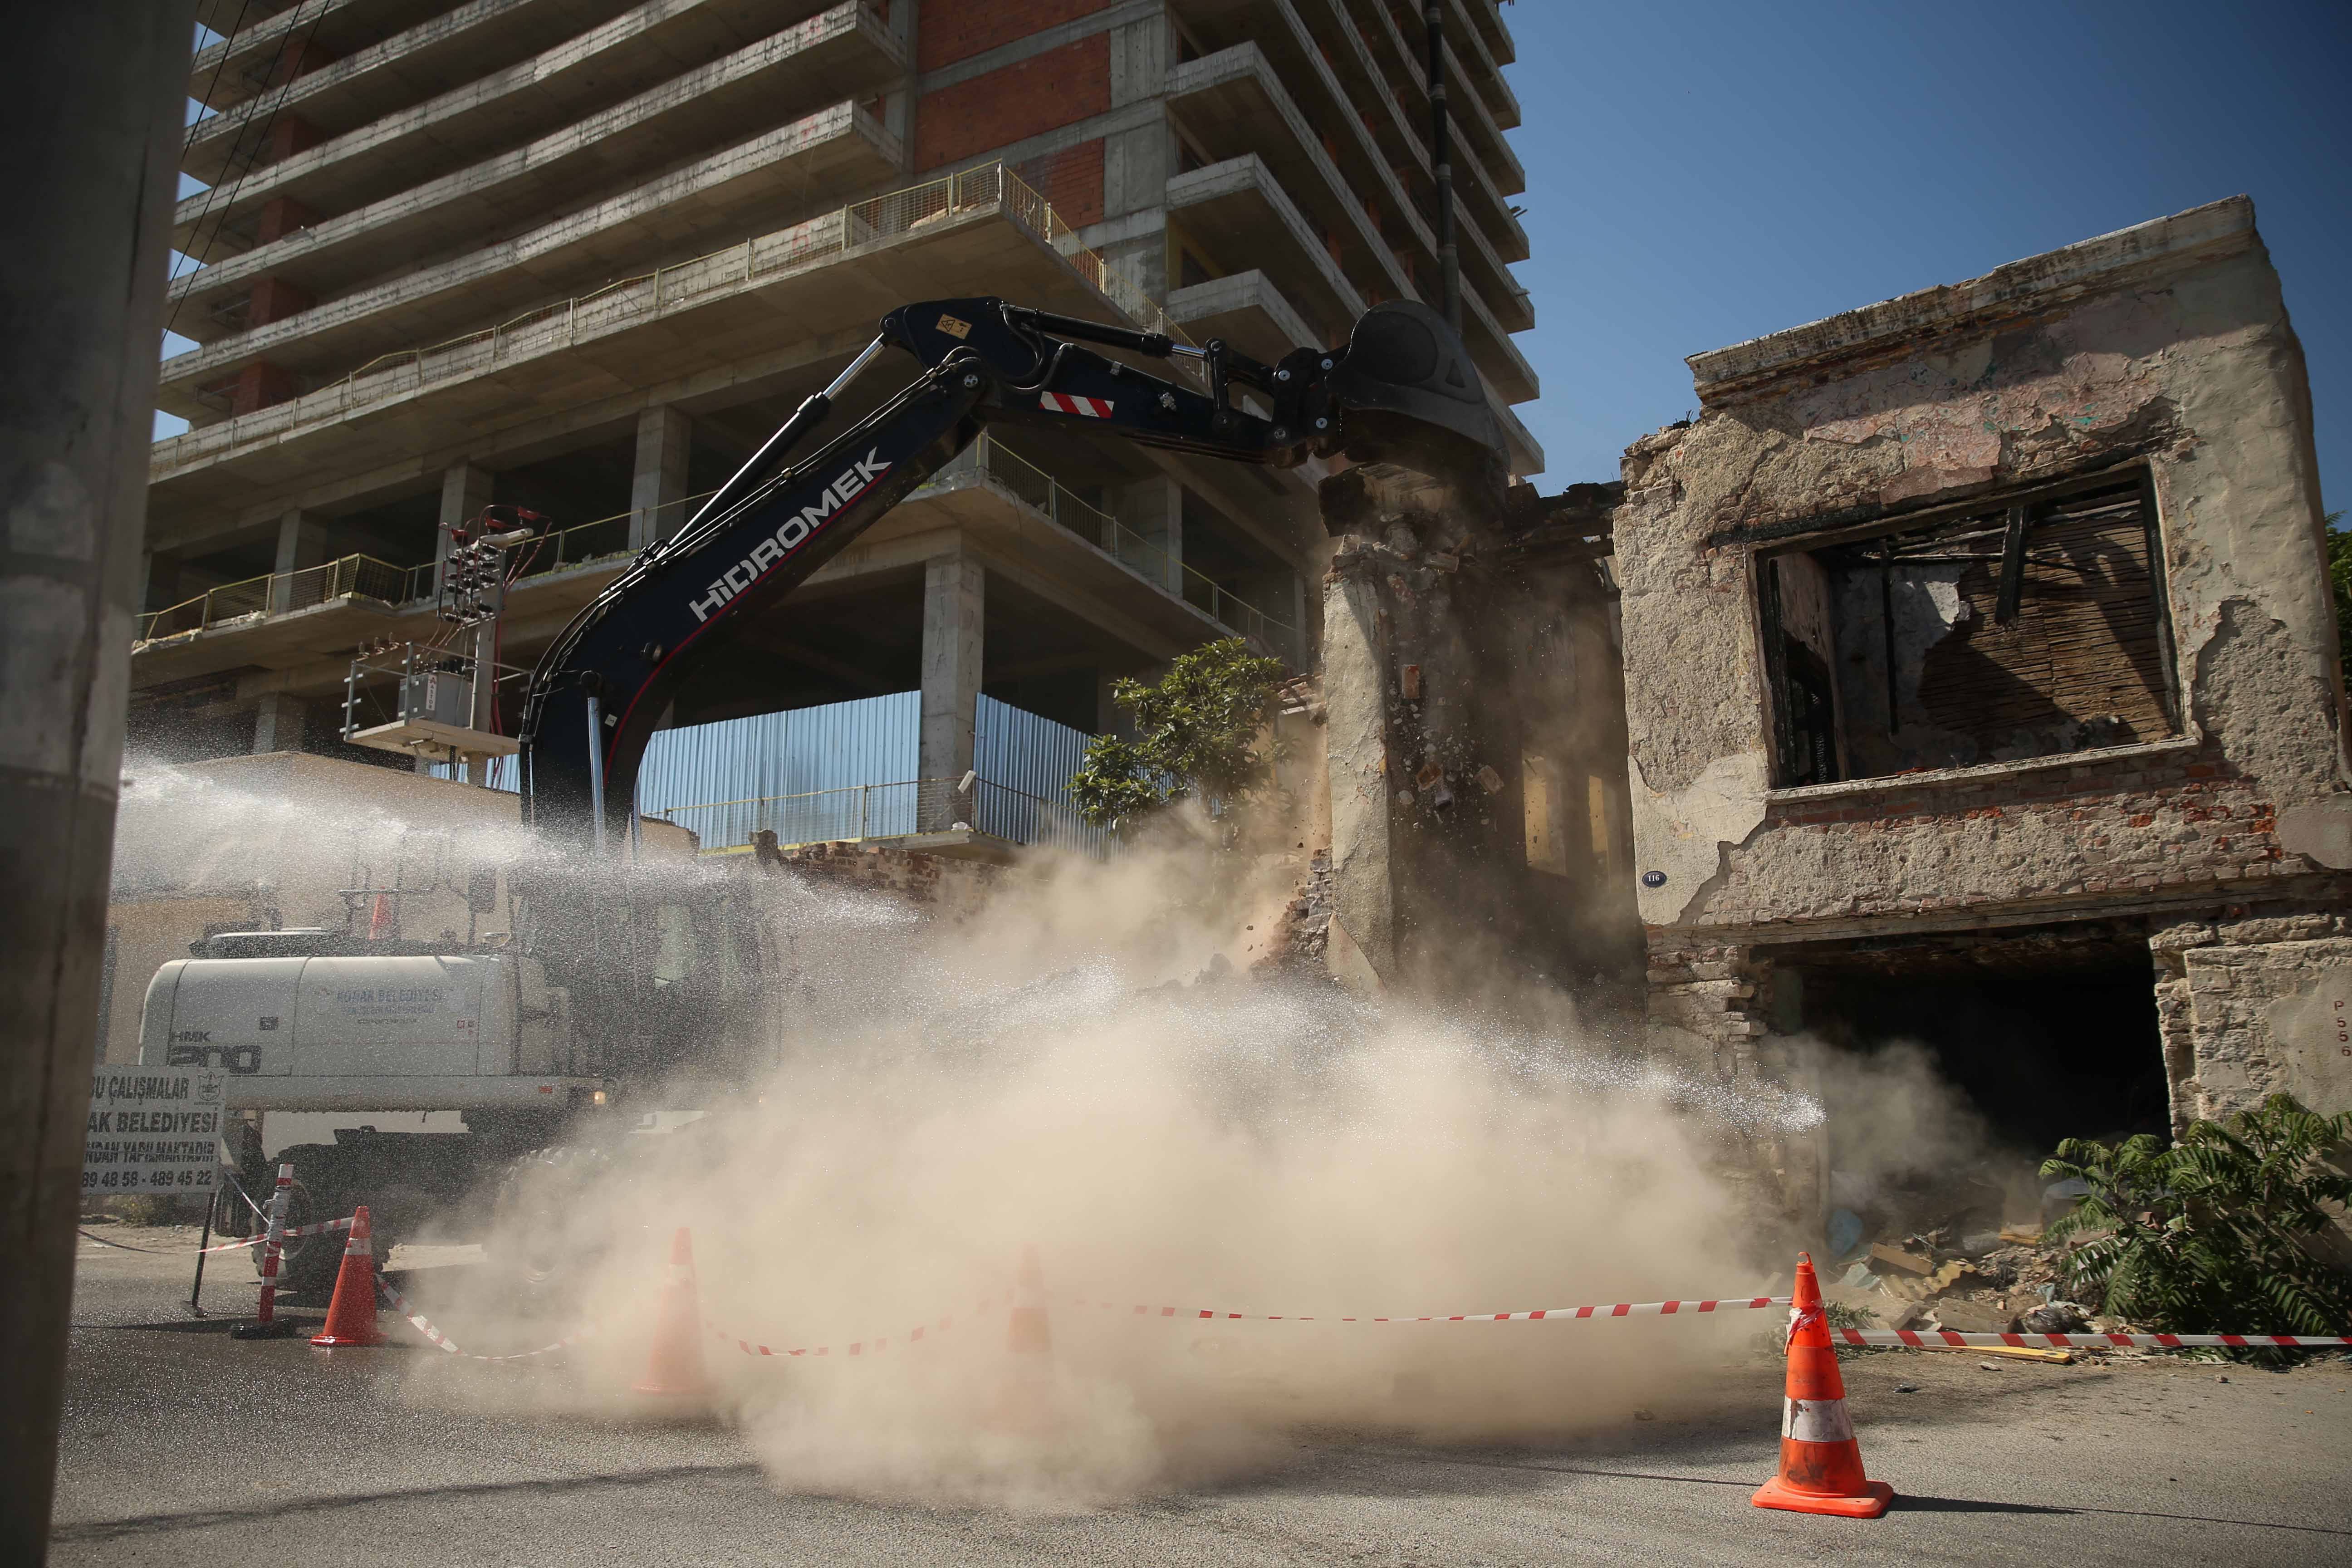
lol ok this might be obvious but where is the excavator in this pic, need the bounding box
[139,294,1505,1289]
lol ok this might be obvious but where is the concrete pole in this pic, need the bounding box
[436,462,497,779]
[629,404,691,550]
[918,547,985,829]
[0,8,195,1561]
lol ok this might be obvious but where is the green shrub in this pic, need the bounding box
[2042,1093,2352,1336]
[1068,637,1286,829]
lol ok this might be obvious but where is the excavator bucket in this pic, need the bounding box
[1325,300,1504,478]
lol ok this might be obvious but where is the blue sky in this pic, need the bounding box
[163,3,2348,518]
[1504,0,2350,512]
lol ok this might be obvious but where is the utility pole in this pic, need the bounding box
[0,9,195,1561]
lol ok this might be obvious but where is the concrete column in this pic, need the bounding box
[251,691,302,753]
[1320,566,1396,993]
[0,8,193,1557]
[919,548,985,829]
[630,404,692,549]
[1119,475,1184,596]
[266,507,327,612]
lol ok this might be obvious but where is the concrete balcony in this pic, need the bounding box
[145,165,1197,545]
[1441,0,1518,127]
[1464,0,1514,69]
[162,100,904,420]
[186,0,458,118]
[1166,268,1542,478]
[1168,38,1529,339]
[1177,0,1527,270]
[1330,0,1524,207]
[1164,157,1536,413]
[133,433,1294,696]
[167,19,907,352]
[176,2,896,266]
[183,0,647,188]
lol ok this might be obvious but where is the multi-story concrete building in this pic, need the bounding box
[138,1,1537,838]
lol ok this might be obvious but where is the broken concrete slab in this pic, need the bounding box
[1929,1298,2015,1334]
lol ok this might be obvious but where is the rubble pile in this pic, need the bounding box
[1821,1169,2122,1347]
[1829,1229,2100,1337]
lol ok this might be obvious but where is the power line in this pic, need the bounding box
[165,0,335,344]
[182,0,257,150]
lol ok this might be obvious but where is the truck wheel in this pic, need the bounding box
[490,1146,609,1303]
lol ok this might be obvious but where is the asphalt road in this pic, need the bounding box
[47,1225,2352,1567]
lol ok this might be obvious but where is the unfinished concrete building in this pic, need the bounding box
[137,1,1538,846]
[1615,196,2350,1195]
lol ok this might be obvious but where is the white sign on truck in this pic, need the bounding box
[84,1066,226,1196]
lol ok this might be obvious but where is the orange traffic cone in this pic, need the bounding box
[309,1206,388,1348]
[1752,1253,1892,1518]
[988,1244,1057,1429]
[631,1227,711,1399]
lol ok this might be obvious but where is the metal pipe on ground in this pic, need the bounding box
[0,9,195,1561]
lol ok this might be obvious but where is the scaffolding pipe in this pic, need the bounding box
[1424,3,1463,334]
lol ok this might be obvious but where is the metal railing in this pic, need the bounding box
[155,158,1196,475]
[919,435,1302,664]
[134,489,724,645]
[657,776,1115,859]
[139,436,1304,665]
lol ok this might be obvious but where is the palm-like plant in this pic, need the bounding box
[2043,1094,2352,1336]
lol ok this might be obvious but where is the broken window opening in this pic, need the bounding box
[1760,467,2178,784]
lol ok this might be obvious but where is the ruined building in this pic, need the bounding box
[1612,196,2349,1185]
[138,0,1537,853]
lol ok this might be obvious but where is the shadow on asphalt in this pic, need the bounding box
[1895,1493,2352,1538]
[1340,1453,2352,1541]
[48,1462,769,1544]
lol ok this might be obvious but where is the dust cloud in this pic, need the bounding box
[449,839,1824,1509]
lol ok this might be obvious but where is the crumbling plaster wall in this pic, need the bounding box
[1618,199,2345,943]
[2152,907,2352,1124]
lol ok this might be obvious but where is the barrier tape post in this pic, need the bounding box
[188,1164,220,1313]
[231,1162,302,1340]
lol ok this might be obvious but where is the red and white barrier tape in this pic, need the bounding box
[708,1291,1789,1356]
[710,1293,1014,1359]
[1057,1292,1793,1323]
[1838,1328,2352,1350]
[374,1275,597,1362]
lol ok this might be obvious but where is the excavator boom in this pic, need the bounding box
[517,295,1501,848]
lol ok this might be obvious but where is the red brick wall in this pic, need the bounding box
[1691,745,2296,931]
[915,34,1110,172]
[916,0,1111,72]
[762,841,1005,919]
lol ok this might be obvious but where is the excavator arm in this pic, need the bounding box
[517,294,1500,847]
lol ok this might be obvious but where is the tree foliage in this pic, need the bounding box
[1068,637,1286,828]
[2042,1093,2352,1336]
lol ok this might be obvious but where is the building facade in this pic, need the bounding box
[1614,198,2352,1200]
[139,1,1536,837]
